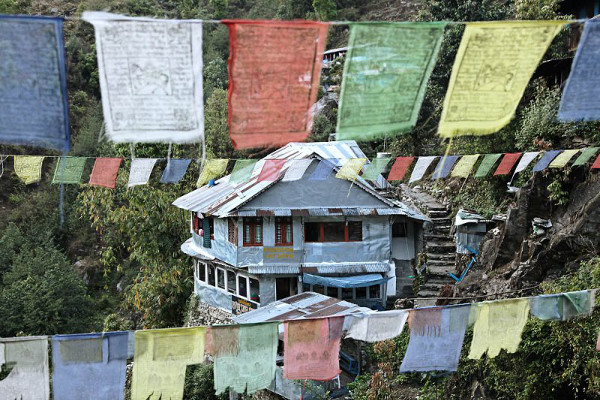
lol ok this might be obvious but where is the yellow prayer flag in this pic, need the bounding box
[197,159,229,187]
[451,155,480,178]
[549,149,580,168]
[131,327,206,400]
[439,21,564,138]
[468,298,530,359]
[14,156,45,185]
[336,158,367,182]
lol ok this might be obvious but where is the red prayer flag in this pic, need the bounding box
[387,156,415,181]
[257,159,286,182]
[89,157,122,189]
[223,20,329,149]
[592,154,600,169]
[494,153,522,176]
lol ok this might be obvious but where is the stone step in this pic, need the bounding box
[430,217,453,225]
[424,233,452,240]
[428,210,449,218]
[427,266,455,276]
[432,224,452,233]
[414,298,438,308]
[427,252,455,261]
[427,259,455,267]
[426,241,455,253]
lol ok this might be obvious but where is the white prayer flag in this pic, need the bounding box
[281,159,312,182]
[83,12,204,144]
[409,156,436,183]
[128,158,158,187]
[513,151,539,174]
[344,310,408,343]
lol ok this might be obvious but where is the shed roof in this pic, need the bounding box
[173,141,428,222]
[233,292,371,324]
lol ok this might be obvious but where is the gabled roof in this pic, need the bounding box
[173,141,428,221]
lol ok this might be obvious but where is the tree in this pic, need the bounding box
[312,0,337,20]
[205,88,235,158]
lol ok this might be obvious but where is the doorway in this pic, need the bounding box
[276,277,298,300]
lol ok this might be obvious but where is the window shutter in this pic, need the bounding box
[203,218,211,248]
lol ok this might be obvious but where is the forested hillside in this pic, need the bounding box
[1,0,600,399]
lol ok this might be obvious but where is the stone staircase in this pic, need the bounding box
[399,185,456,307]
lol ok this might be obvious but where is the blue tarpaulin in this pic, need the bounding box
[303,273,390,288]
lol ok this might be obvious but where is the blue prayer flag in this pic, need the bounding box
[309,159,338,181]
[558,20,600,121]
[431,155,460,179]
[52,332,129,400]
[160,159,192,183]
[0,16,70,152]
[532,150,561,172]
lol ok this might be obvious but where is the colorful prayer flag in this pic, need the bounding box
[13,156,45,185]
[592,154,600,169]
[210,323,278,395]
[409,156,436,183]
[439,21,564,137]
[572,147,599,166]
[513,151,539,175]
[468,299,530,359]
[336,158,367,182]
[532,150,562,172]
[309,159,338,181]
[475,153,502,178]
[530,291,594,321]
[197,159,229,187]
[223,20,329,149]
[549,149,580,168]
[83,12,204,144]
[281,159,313,182]
[494,153,522,176]
[362,157,392,181]
[229,160,258,184]
[387,157,415,181]
[52,157,87,184]
[558,20,600,121]
[257,159,286,182]
[128,158,158,187]
[343,310,408,343]
[131,327,205,400]
[0,336,49,400]
[431,155,460,179]
[283,317,344,381]
[160,159,191,184]
[451,155,479,178]
[337,22,446,141]
[400,305,470,372]
[52,332,129,400]
[0,16,70,152]
[89,157,122,189]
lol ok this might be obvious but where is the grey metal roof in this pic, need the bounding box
[243,262,391,275]
[233,292,371,324]
[172,141,426,221]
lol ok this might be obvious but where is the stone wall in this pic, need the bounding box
[186,295,233,327]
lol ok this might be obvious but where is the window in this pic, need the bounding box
[355,287,367,299]
[192,212,200,234]
[217,268,225,289]
[342,287,353,300]
[198,263,206,281]
[250,278,260,302]
[243,218,263,246]
[226,270,236,294]
[228,218,238,244]
[392,222,407,238]
[327,286,339,298]
[238,276,248,298]
[305,222,321,242]
[302,282,310,293]
[347,221,363,241]
[207,266,215,286]
[313,285,325,295]
[369,284,381,299]
[275,217,293,245]
[304,221,363,242]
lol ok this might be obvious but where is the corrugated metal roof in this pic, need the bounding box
[233,292,371,324]
[172,141,427,221]
[231,207,419,217]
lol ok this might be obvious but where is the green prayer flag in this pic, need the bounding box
[197,159,229,187]
[362,157,392,181]
[549,149,579,168]
[229,160,257,184]
[52,157,87,184]
[212,323,278,395]
[337,22,447,141]
[451,155,480,178]
[474,154,502,178]
[572,147,599,166]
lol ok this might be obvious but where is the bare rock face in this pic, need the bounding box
[459,171,600,297]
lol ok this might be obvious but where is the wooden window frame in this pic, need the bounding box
[243,217,263,246]
[304,221,363,243]
[228,218,238,245]
[275,217,293,246]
